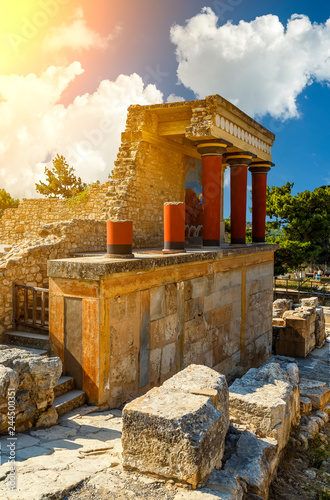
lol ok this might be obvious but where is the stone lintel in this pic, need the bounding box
[128,95,274,162]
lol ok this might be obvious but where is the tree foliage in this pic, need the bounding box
[35,154,87,199]
[0,189,19,217]
[266,183,330,273]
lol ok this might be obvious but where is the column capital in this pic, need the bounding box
[249,160,274,174]
[223,151,256,167]
[196,138,232,157]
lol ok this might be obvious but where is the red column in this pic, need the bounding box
[230,166,248,244]
[106,220,133,256]
[223,152,255,245]
[249,164,272,243]
[197,139,232,246]
[164,202,185,251]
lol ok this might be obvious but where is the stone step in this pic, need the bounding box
[3,345,49,356]
[53,390,87,416]
[3,330,50,350]
[299,378,327,390]
[300,385,330,410]
[54,375,76,399]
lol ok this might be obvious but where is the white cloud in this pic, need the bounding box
[167,93,185,103]
[43,8,113,53]
[171,9,330,119]
[0,66,163,198]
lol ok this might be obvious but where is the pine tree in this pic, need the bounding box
[35,154,87,199]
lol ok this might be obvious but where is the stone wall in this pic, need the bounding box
[0,102,190,249]
[0,219,106,338]
[48,245,276,406]
[107,105,189,248]
[0,183,111,244]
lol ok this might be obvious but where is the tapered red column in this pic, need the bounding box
[249,163,272,243]
[197,139,232,246]
[223,152,255,245]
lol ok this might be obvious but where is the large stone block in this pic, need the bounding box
[162,364,229,424]
[301,297,318,307]
[276,338,309,358]
[122,365,229,488]
[229,360,300,451]
[299,379,330,410]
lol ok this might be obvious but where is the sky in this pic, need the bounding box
[0,0,329,218]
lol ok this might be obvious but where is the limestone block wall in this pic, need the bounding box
[107,105,189,248]
[48,246,275,407]
[0,220,106,338]
[0,183,111,244]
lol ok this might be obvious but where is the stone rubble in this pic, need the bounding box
[208,430,278,500]
[273,296,327,357]
[229,359,300,452]
[0,346,62,433]
[0,346,328,500]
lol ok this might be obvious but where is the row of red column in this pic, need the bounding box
[197,139,273,246]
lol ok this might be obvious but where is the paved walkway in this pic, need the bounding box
[0,407,124,499]
[0,405,201,500]
[0,342,329,500]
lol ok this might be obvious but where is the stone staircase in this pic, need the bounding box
[2,329,87,417]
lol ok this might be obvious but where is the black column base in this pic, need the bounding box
[107,243,132,254]
[231,238,246,245]
[252,237,266,243]
[203,239,220,247]
[164,241,185,250]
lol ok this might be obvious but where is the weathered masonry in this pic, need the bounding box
[47,95,277,406]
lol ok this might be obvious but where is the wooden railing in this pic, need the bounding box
[273,277,330,303]
[13,284,49,331]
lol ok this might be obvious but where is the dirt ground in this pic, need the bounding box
[269,422,330,500]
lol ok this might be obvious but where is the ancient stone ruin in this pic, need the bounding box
[121,358,314,498]
[1,95,328,498]
[272,296,327,357]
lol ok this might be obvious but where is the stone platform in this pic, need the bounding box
[47,243,278,406]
